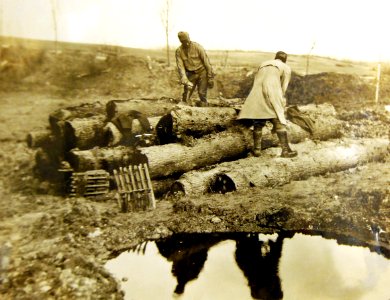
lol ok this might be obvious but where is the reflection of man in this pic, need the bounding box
[175,31,214,107]
[156,234,222,295]
[234,232,293,299]
[238,51,297,158]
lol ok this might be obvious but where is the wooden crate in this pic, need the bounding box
[113,163,156,212]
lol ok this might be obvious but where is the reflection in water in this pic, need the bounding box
[105,232,390,300]
[234,232,293,299]
[156,234,224,295]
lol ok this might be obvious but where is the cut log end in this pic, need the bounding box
[170,182,186,196]
[209,174,236,194]
[156,114,175,145]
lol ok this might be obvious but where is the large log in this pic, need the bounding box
[67,146,148,172]
[49,102,106,135]
[156,103,338,143]
[65,113,341,177]
[26,128,53,148]
[144,114,343,179]
[63,116,162,150]
[64,115,107,150]
[171,138,389,196]
[106,99,175,120]
[142,130,251,178]
[157,106,238,141]
[103,117,161,147]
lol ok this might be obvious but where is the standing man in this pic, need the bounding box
[238,51,297,158]
[175,31,214,107]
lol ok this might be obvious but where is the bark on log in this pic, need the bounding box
[67,146,148,172]
[26,129,53,148]
[172,138,389,196]
[144,114,343,179]
[106,99,175,120]
[157,106,238,140]
[49,102,106,135]
[103,117,161,146]
[63,116,162,150]
[157,103,338,143]
[141,130,251,179]
[64,115,107,150]
[65,113,341,178]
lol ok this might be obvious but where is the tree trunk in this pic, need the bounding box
[172,138,389,195]
[144,114,343,179]
[158,106,238,140]
[157,103,338,142]
[63,112,342,177]
[64,116,161,150]
[64,115,107,150]
[67,146,148,172]
[106,99,175,120]
[142,130,251,178]
[49,102,106,135]
[26,129,53,148]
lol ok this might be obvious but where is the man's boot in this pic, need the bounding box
[252,126,263,157]
[276,130,297,158]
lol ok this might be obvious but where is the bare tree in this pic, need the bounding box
[306,41,316,75]
[160,0,172,67]
[50,0,58,52]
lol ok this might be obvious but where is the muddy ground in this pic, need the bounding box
[0,43,389,299]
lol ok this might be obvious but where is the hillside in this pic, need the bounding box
[1,36,388,110]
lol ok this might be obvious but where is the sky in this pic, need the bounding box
[1,0,390,62]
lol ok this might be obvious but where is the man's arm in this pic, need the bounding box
[196,44,214,78]
[281,65,291,95]
[175,49,190,85]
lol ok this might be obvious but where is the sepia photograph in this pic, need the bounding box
[0,0,389,299]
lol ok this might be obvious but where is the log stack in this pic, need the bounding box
[27,99,387,199]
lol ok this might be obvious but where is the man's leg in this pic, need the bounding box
[197,70,209,106]
[184,72,198,105]
[252,120,266,157]
[271,119,297,158]
[182,85,189,103]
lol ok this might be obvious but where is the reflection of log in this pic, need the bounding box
[67,147,148,172]
[106,99,175,120]
[144,114,343,179]
[172,138,389,195]
[26,129,53,148]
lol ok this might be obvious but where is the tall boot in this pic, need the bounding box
[276,130,297,158]
[252,126,263,157]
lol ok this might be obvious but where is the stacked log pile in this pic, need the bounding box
[27,99,389,198]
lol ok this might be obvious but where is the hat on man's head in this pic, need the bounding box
[275,51,288,63]
[178,31,190,42]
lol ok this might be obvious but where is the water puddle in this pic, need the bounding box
[105,232,390,300]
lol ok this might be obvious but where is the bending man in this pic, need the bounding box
[238,51,297,158]
[175,31,214,106]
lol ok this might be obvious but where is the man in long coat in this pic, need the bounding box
[238,51,297,158]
